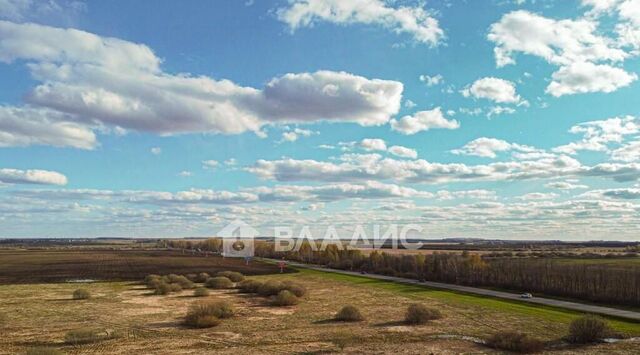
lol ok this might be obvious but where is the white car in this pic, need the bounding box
[520,293,533,299]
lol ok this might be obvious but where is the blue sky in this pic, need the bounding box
[1,0,640,240]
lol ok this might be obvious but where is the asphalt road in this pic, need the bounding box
[270,259,640,322]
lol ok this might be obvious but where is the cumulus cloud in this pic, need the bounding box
[419,74,443,86]
[0,106,96,149]
[611,140,640,161]
[0,168,67,185]
[247,152,640,184]
[452,137,537,158]
[281,128,317,142]
[546,62,637,96]
[461,77,525,105]
[202,160,219,169]
[489,10,637,97]
[277,0,445,46]
[388,145,417,159]
[390,107,459,135]
[553,115,640,154]
[0,20,403,147]
[489,10,627,67]
[150,147,161,155]
[360,138,387,151]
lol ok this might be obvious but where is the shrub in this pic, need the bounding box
[195,272,210,283]
[169,283,183,292]
[65,329,114,345]
[170,275,194,289]
[486,331,544,353]
[404,304,442,325]
[0,312,6,327]
[237,279,263,293]
[216,271,245,282]
[283,281,307,297]
[193,287,210,297]
[26,347,64,355]
[153,281,172,295]
[186,273,198,282]
[271,290,299,306]
[567,315,611,344]
[144,274,161,285]
[184,301,233,328]
[257,280,285,297]
[331,331,353,351]
[205,276,234,289]
[335,305,364,322]
[72,289,91,300]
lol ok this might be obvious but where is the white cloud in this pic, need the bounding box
[546,62,637,96]
[178,171,192,177]
[462,77,525,105]
[489,10,638,97]
[0,0,85,24]
[611,140,640,161]
[517,192,558,200]
[202,160,219,169]
[277,0,445,46]
[0,21,404,147]
[388,145,417,159]
[419,74,443,86]
[390,107,459,135]
[0,168,67,185]
[489,10,628,67]
[545,181,589,190]
[0,106,96,149]
[452,137,537,158]
[150,147,161,155]
[360,138,387,151]
[553,115,640,154]
[281,127,317,142]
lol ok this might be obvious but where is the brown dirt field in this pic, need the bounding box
[0,249,283,284]
[1,270,639,354]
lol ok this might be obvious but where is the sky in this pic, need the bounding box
[1,0,640,240]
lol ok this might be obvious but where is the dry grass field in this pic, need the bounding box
[1,255,640,354]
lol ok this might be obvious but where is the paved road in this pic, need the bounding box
[266,259,640,322]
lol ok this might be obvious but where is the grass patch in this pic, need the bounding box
[297,268,640,335]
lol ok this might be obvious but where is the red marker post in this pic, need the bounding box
[278,260,286,273]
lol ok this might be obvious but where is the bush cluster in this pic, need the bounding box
[144,274,194,295]
[205,276,234,289]
[216,271,245,282]
[271,290,299,306]
[404,304,442,325]
[184,301,234,328]
[486,331,544,353]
